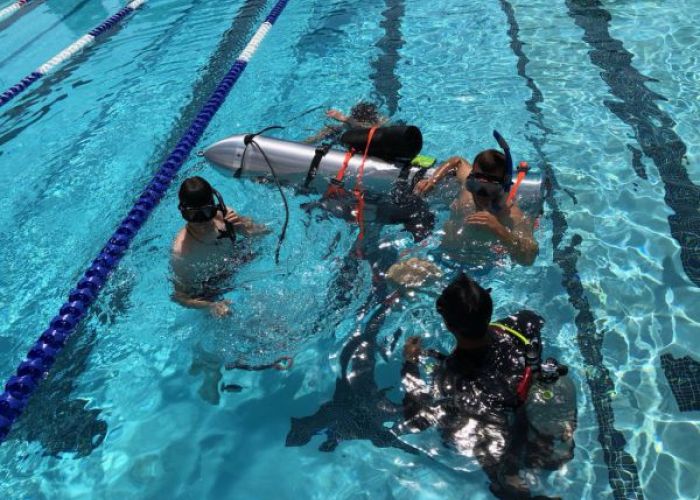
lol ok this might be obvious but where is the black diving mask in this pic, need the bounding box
[177,189,227,223]
[466,173,506,211]
[179,203,218,223]
[179,189,237,244]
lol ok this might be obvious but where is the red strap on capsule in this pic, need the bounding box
[516,365,533,402]
[325,149,356,198]
[353,126,378,242]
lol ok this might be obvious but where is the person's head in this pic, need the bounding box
[350,101,380,125]
[178,176,217,223]
[436,273,493,342]
[466,149,508,211]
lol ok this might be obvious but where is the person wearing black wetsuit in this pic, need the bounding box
[401,273,574,499]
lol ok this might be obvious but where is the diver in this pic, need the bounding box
[401,273,576,499]
[413,134,538,266]
[304,101,388,145]
[171,176,270,405]
[171,176,269,317]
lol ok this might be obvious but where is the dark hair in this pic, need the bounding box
[179,176,214,207]
[350,101,379,124]
[473,149,506,180]
[436,273,493,338]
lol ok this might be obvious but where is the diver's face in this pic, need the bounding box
[466,169,506,212]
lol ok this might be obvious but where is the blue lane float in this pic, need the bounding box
[0,0,291,443]
[0,0,146,109]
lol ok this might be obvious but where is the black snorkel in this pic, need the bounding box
[492,130,513,192]
[212,189,237,249]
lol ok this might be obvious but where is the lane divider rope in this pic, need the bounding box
[0,0,36,25]
[0,0,147,109]
[0,0,291,442]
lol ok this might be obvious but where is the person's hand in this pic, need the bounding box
[326,109,345,122]
[466,211,508,238]
[223,210,245,226]
[403,336,422,362]
[413,178,436,196]
[209,299,231,318]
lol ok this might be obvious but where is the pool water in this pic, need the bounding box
[1,0,699,498]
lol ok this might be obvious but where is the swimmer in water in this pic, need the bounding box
[171,176,270,405]
[171,176,269,317]
[386,133,538,288]
[413,140,538,266]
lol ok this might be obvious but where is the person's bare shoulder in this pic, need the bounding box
[172,228,189,258]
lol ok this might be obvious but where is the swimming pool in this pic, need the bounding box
[0,0,698,497]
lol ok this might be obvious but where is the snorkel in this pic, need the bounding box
[492,130,513,192]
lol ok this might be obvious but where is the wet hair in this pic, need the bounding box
[350,101,379,124]
[436,273,493,338]
[179,176,214,207]
[473,149,507,180]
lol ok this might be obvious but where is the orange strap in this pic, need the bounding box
[325,149,355,198]
[506,161,530,205]
[352,126,378,241]
[335,149,355,184]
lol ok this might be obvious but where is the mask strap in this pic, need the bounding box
[212,189,226,213]
[212,189,237,246]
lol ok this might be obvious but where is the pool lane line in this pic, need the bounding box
[565,0,700,289]
[0,0,39,26]
[498,1,643,498]
[0,0,147,109]
[0,0,212,151]
[0,0,292,444]
[370,0,405,116]
[0,0,94,69]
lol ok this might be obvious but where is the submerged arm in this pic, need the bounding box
[303,125,342,144]
[401,337,435,431]
[170,255,231,316]
[500,205,538,266]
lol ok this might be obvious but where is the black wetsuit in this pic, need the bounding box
[401,310,546,499]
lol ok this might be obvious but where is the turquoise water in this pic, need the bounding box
[1,0,699,498]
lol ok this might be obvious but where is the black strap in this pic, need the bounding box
[304,144,331,189]
[398,164,412,181]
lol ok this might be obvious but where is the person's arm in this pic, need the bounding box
[401,337,434,432]
[303,125,341,144]
[224,207,271,237]
[502,205,538,266]
[173,289,231,316]
[170,253,231,317]
[414,156,471,196]
[465,205,538,266]
[326,108,349,123]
